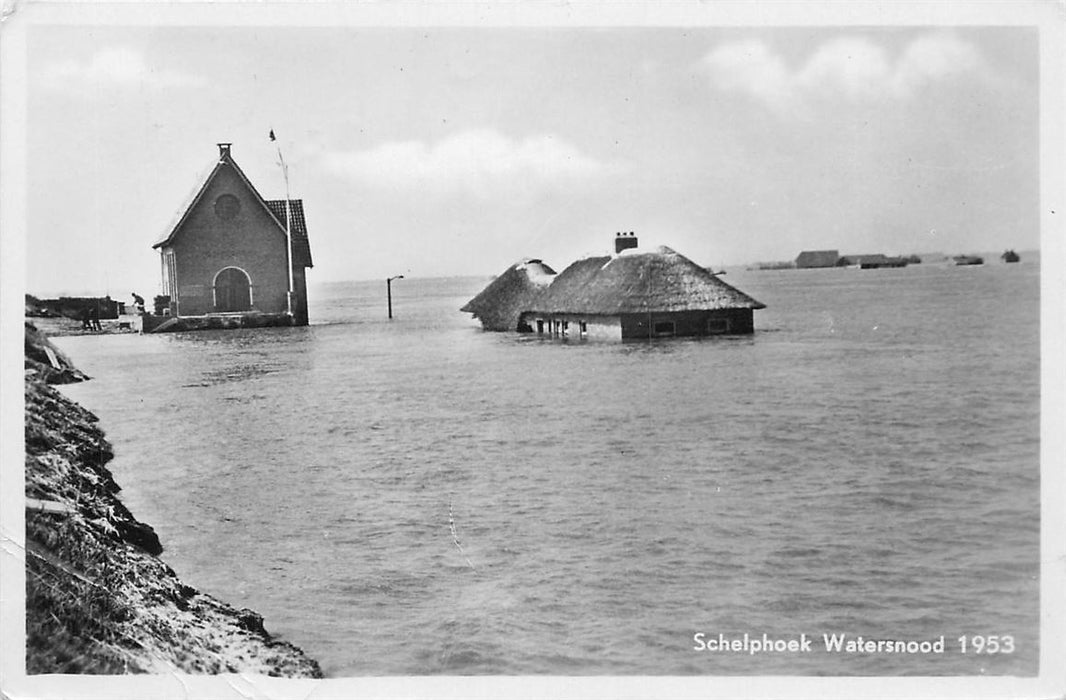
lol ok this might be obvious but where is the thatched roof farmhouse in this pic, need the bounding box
[459,258,557,331]
[463,233,765,340]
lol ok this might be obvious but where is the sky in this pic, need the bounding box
[22,21,1040,297]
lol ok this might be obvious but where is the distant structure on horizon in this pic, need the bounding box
[837,254,910,269]
[147,143,313,331]
[793,250,918,270]
[795,250,840,269]
[462,233,765,340]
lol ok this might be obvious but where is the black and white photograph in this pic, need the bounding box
[2,2,1063,698]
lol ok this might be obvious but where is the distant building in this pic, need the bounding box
[838,254,908,269]
[753,260,796,270]
[151,143,313,326]
[795,250,841,268]
[33,296,122,320]
[464,233,766,340]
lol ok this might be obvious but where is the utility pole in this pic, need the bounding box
[387,275,404,319]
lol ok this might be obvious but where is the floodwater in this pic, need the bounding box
[54,260,1040,676]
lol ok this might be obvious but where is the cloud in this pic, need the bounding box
[699,39,793,109]
[701,33,981,111]
[891,33,981,94]
[320,129,619,198]
[796,38,894,99]
[44,47,205,90]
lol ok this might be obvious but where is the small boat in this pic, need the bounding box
[1001,249,1020,263]
[953,255,984,266]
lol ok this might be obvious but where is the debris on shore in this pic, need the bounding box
[24,322,323,677]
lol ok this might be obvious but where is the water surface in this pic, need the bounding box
[55,262,1040,676]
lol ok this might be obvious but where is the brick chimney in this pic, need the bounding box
[218,143,232,158]
[615,231,638,254]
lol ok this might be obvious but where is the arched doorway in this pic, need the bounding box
[213,267,252,312]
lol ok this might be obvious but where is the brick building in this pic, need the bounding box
[152,143,313,325]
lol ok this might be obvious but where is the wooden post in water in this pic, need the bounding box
[387,275,404,319]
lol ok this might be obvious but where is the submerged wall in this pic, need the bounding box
[521,309,754,340]
[142,311,294,333]
[620,309,754,338]
[522,313,622,340]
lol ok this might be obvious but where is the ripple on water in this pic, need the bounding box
[51,269,1041,676]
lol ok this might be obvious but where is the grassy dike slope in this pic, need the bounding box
[23,322,322,677]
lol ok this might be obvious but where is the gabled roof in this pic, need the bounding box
[795,250,840,267]
[153,159,220,248]
[527,246,765,315]
[265,199,313,268]
[152,148,312,268]
[460,259,556,331]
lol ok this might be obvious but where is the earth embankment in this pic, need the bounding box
[23,321,322,676]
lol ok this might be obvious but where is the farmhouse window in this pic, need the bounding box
[707,318,731,334]
[653,321,675,336]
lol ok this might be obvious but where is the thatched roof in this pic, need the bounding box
[461,259,557,331]
[526,246,765,315]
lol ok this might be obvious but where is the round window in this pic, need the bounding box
[214,194,241,220]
